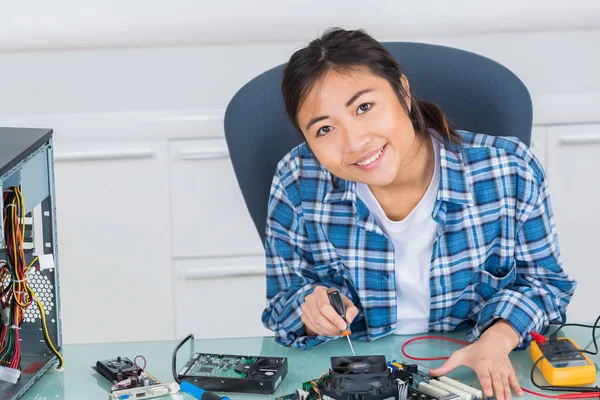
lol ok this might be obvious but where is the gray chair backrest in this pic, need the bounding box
[224,41,533,243]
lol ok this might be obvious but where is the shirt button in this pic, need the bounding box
[385,326,392,332]
[381,273,389,280]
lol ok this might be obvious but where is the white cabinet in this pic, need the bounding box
[530,126,547,170]
[169,138,270,339]
[546,123,600,324]
[53,140,174,343]
[168,138,264,259]
[173,256,273,339]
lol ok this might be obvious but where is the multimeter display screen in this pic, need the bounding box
[539,340,590,368]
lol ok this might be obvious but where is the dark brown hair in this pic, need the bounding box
[281,28,462,162]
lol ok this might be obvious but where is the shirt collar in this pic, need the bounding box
[323,134,473,207]
[437,137,474,206]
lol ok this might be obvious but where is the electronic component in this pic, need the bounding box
[172,334,288,395]
[95,357,142,384]
[321,355,398,400]
[93,356,180,400]
[278,356,486,400]
[177,353,287,394]
[109,381,179,400]
[530,337,596,386]
[0,128,62,400]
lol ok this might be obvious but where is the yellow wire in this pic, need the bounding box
[5,187,64,370]
[311,381,322,400]
[16,187,24,246]
[29,287,63,370]
[11,197,17,276]
[316,371,329,382]
[26,256,38,272]
[11,195,30,308]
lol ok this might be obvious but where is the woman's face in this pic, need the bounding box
[296,67,417,188]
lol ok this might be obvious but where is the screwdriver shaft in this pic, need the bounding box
[346,336,356,356]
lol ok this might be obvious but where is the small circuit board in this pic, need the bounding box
[92,356,179,400]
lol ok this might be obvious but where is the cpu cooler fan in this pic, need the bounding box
[321,355,398,400]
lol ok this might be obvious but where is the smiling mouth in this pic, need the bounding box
[355,145,386,167]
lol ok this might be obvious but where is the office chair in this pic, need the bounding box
[224,42,533,243]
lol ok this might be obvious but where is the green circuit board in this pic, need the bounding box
[182,354,258,378]
[275,359,488,400]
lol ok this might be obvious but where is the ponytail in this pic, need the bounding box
[410,100,462,147]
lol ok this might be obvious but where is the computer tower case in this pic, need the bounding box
[0,128,62,399]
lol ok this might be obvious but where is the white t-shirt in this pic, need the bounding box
[356,136,440,334]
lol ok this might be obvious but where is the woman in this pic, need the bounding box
[261,28,576,399]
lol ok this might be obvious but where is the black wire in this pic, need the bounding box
[172,334,194,384]
[550,323,600,340]
[529,314,600,393]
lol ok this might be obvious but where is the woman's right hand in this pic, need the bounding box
[301,286,359,336]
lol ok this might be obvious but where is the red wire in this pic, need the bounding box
[558,393,600,399]
[401,335,600,399]
[401,335,469,361]
[134,355,147,372]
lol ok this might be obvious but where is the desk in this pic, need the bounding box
[20,328,600,400]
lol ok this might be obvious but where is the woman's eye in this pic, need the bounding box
[357,103,372,114]
[317,126,334,136]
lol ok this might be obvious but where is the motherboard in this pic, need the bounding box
[276,355,490,400]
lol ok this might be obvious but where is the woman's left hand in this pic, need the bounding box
[428,320,525,400]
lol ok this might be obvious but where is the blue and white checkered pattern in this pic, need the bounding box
[262,130,576,350]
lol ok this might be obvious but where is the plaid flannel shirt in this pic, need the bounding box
[262,130,576,350]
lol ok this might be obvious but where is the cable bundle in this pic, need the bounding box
[0,186,63,383]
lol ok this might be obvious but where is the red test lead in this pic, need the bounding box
[530,331,546,343]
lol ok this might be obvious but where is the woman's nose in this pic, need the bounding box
[344,127,370,154]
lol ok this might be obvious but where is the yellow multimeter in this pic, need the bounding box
[530,337,597,386]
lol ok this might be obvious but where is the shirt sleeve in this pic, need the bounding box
[468,162,577,349]
[261,173,354,349]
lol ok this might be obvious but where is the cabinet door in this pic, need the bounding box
[53,141,174,343]
[173,256,273,339]
[530,126,547,170]
[169,139,264,259]
[547,124,600,324]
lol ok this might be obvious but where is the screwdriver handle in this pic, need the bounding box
[327,288,351,336]
[180,381,231,400]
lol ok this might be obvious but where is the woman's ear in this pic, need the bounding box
[400,74,411,112]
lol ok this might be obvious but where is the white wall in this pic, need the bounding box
[1,0,599,51]
[0,2,599,121]
[1,30,599,123]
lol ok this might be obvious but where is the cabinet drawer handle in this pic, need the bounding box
[559,134,600,146]
[184,266,264,279]
[54,148,155,162]
[180,150,230,160]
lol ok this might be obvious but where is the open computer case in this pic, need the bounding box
[0,128,62,399]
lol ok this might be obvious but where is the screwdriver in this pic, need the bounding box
[327,288,356,356]
[180,381,231,400]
